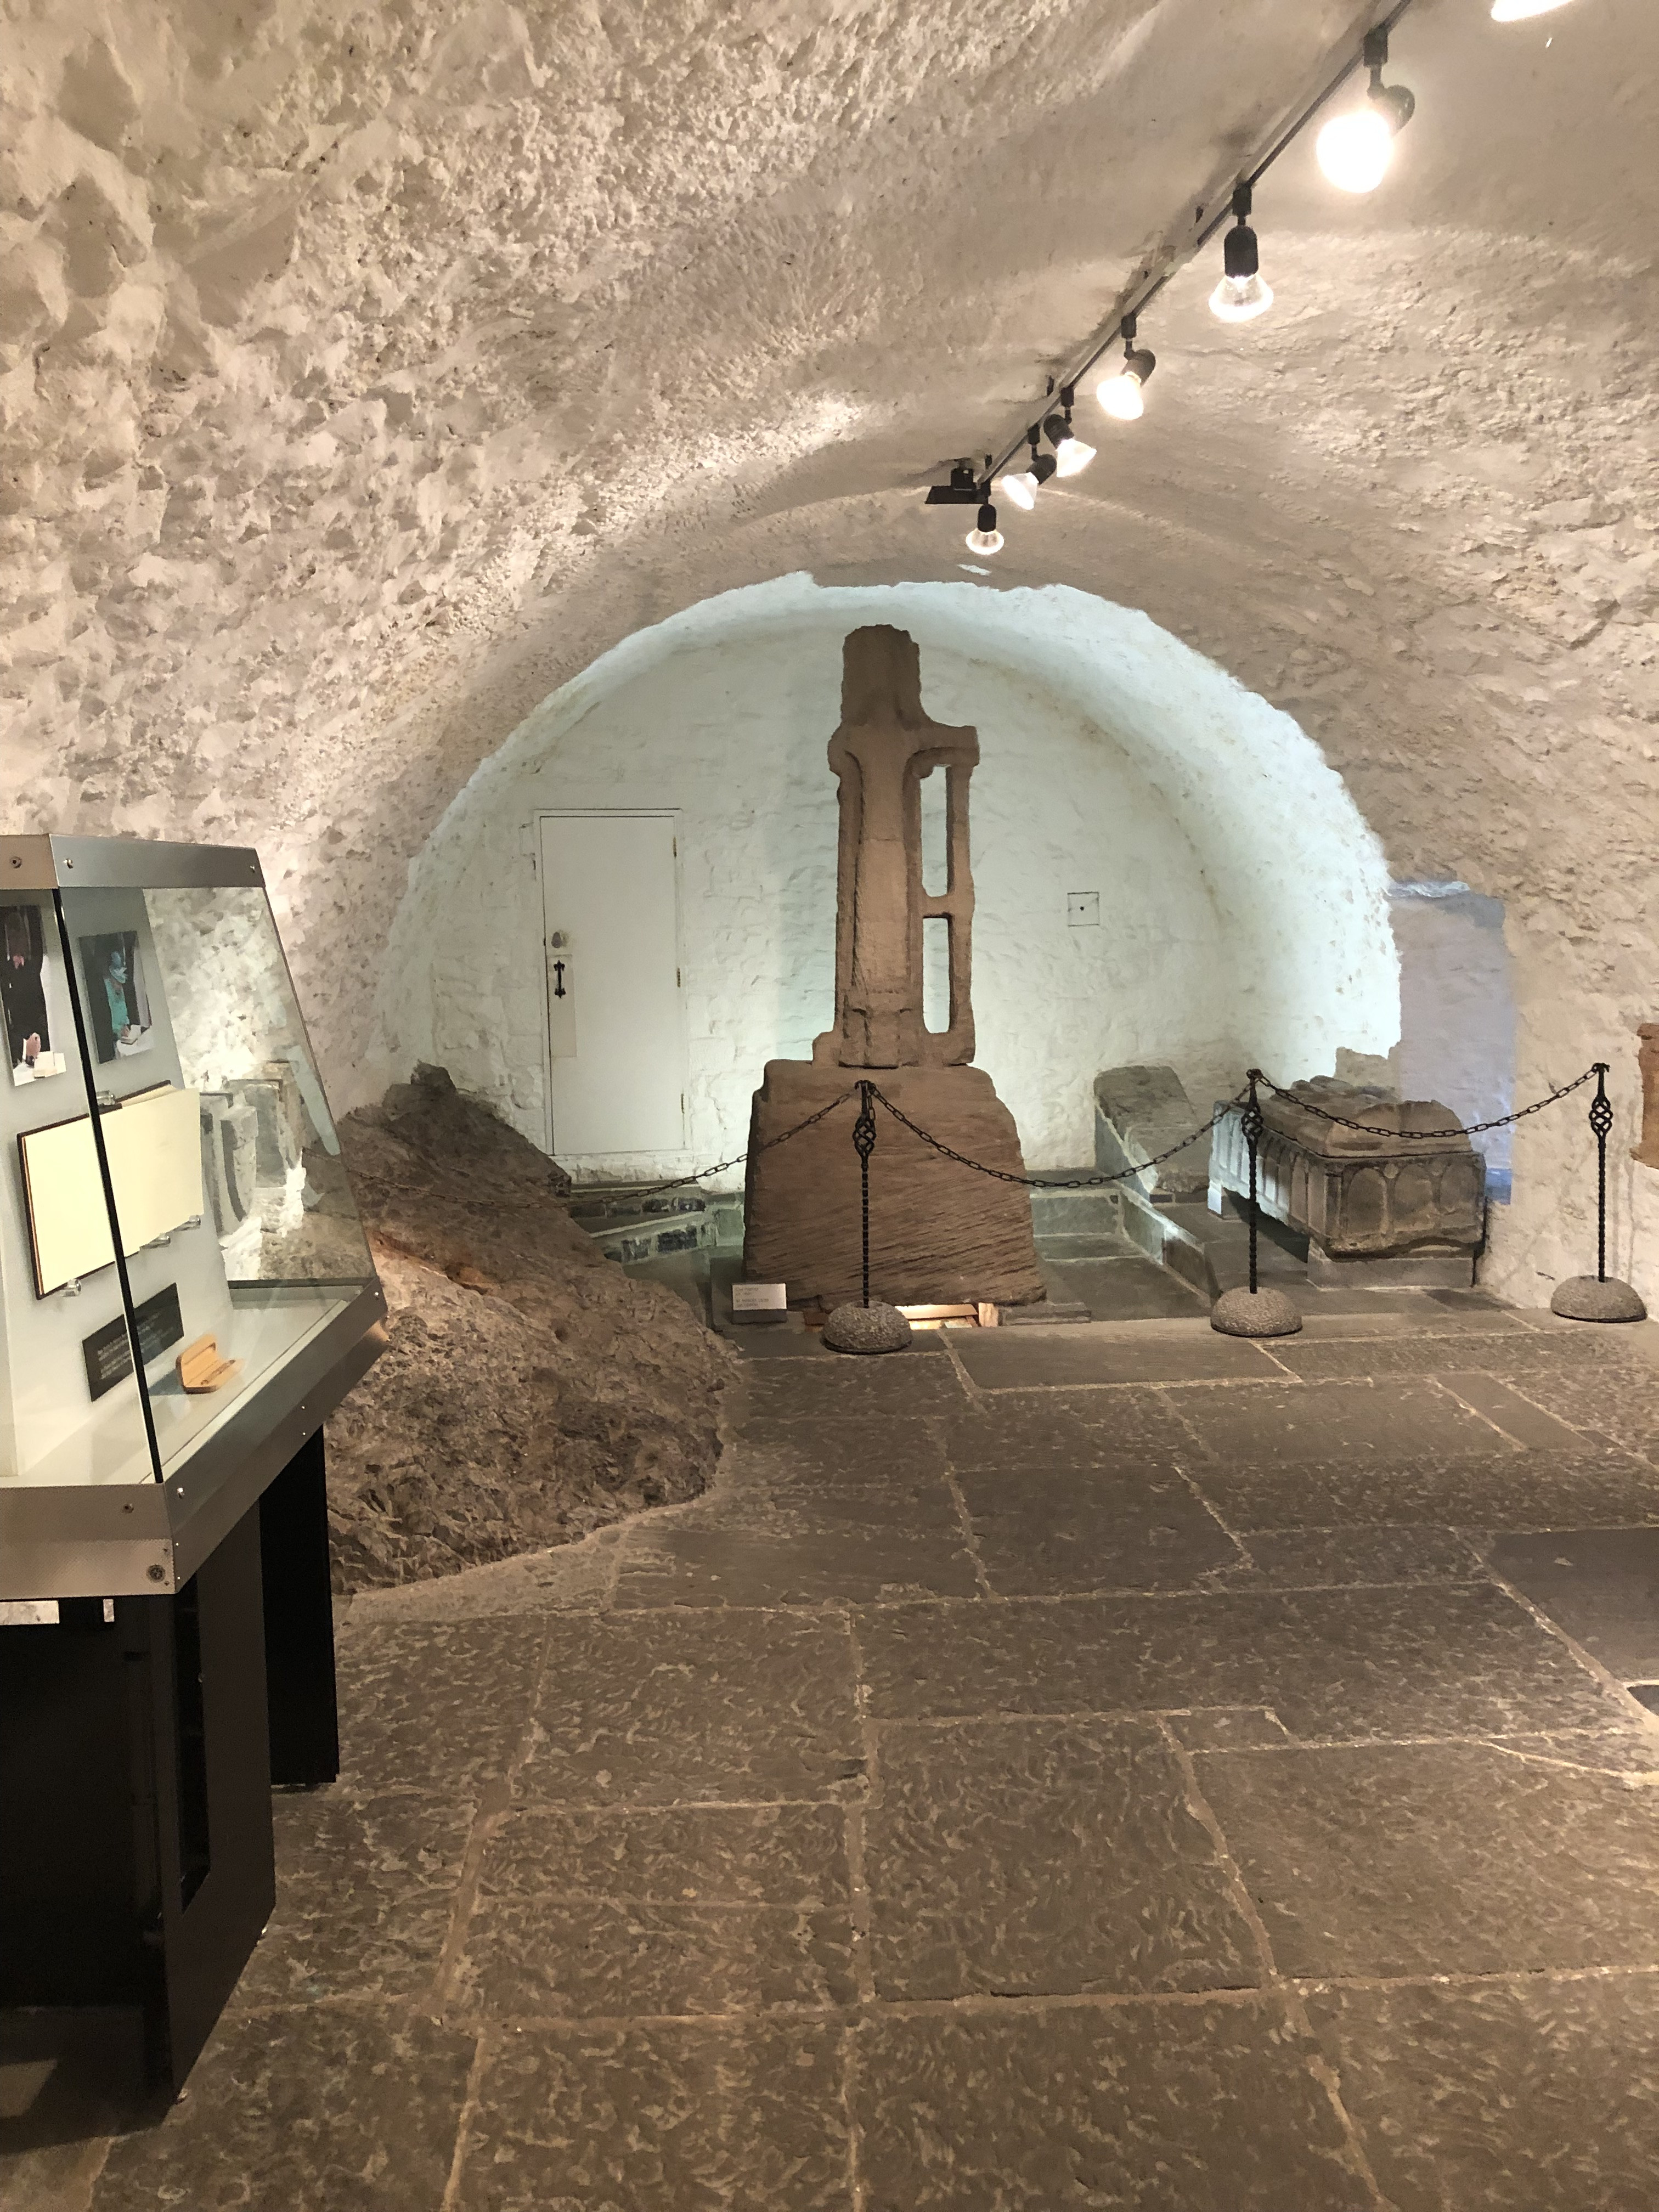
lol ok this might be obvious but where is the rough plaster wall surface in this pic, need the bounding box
[3,0,1656,1303]
[386,579,1397,1177]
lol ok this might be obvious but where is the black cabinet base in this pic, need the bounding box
[1,1429,341,2092]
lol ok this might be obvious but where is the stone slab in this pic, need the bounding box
[742,1059,1045,1306]
[865,1716,1260,1999]
[334,1617,547,1792]
[1163,1376,1509,1465]
[951,1325,1284,1389]
[1487,1526,1659,1680]
[454,2018,848,2211]
[939,1392,1194,1469]
[1092,1061,1210,1201]
[1309,1244,1476,1288]
[612,1516,984,1608]
[452,1802,855,2017]
[89,2010,476,2212]
[1196,1740,1659,1978]
[1184,1442,1659,1533]
[853,1583,1620,1740]
[1306,1976,1659,2212]
[854,2000,1375,2211]
[952,1462,1240,1595]
[1265,1333,1624,1380]
[1221,1524,1485,1589]
[516,1609,863,1805]
[235,1787,476,2007]
[1037,1251,1209,1319]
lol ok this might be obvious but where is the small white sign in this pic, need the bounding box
[0,1599,59,1626]
[731,1281,788,1312]
[1067,892,1101,927]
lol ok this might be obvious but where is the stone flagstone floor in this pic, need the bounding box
[10,1293,1659,2209]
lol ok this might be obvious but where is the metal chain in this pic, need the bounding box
[1254,1064,1599,1141]
[867,1086,1243,1188]
[564,1085,860,1200]
[567,1057,1607,1212]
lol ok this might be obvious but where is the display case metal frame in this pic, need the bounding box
[0,833,387,1600]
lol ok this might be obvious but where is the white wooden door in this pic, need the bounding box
[538,812,686,1158]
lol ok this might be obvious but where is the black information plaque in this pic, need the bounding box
[81,1282,185,1402]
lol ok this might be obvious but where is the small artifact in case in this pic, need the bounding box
[176,1333,241,1393]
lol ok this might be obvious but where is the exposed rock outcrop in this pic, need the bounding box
[325,1065,736,1592]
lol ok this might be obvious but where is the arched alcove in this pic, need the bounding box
[376,577,1399,1178]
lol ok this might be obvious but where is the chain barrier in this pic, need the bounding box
[1252,1063,1600,1140]
[573,1057,1629,1316]
[564,1085,859,1201]
[866,1087,1243,1189]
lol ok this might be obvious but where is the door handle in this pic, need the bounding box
[552,958,567,1000]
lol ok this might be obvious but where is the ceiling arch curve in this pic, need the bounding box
[377,576,1398,1172]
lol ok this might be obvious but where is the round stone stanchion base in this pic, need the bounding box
[1211,1286,1303,1338]
[822,1301,912,1355]
[1550,1276,1647,1323]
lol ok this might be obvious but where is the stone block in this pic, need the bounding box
[1093,1063,1209,1201]
[742,1060,1046,1307]
[1211,1078,1485,1260]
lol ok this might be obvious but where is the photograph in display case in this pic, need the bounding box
[1,904,67,1083]
[18,1085,204,1297]
[79,928,155,1063]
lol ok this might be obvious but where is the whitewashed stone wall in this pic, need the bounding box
[380,581,1400,1180]
[4,3,1654,1304]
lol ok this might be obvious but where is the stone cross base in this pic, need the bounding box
[742,1060,1046,1307]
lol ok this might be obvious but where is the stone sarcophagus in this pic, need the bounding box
[1210,1078,1486,1266]
[742,625,1044,1307]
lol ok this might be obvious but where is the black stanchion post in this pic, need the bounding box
[1210,1065,1302,1339]
[1591,1062,1613,1284]
[1551,1061,1646,1322]
[854,1080,876,1310]
[820,1082,911,1354]
[1244,1068,1262,1298]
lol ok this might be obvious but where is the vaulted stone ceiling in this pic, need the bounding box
[3,0,1656,1296]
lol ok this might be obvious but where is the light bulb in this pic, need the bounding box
[1491,0,1576,18]
[1097,369,1145,422]
[1209,272,1274,324]
[1097,343,1155,423]
[1316,105,1395,193]
[997,469,1039,511]
[1052,433,1096,477]
[966,500,1002,555]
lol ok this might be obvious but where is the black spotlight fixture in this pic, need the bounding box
[1096,314,1157,422]
[997,427,1058,510]
[964,494,1003,556]
[1209,181,1273,324]
[1040,386,1097,478]
[1316,26,1415,193]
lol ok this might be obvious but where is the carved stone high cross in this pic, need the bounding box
[812,625,979,1070]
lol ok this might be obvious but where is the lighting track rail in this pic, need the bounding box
[927,0,1459,548]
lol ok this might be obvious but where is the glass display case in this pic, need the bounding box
[0,835,386,1598]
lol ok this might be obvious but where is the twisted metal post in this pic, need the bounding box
[853,1081,877,1308]
[1589,1062,1613,1284]
[1242,1068,1265,1297]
